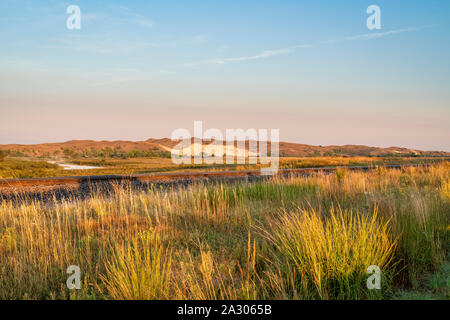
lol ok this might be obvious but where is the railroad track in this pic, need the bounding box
[0,163,432,189]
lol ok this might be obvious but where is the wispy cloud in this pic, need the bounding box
[208,48,295,65]
[37,32,208,56]
[325,26,430,44]
[181,44,312,67]
[145,34,209,48]
[108,4,154,28]
[190,26,429,67]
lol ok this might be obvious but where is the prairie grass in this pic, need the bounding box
[266,208,396,299]
[175,236,258,300]
[0,163,448,299]
[101,231,172,300]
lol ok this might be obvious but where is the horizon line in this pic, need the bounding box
[1,137,449,153]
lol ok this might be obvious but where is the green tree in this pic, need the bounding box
[63,148,78,159]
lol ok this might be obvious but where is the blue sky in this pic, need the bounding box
[1,0,449,151]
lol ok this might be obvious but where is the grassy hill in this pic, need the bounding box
[1,138,449,159]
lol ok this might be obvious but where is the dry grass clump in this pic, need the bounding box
[266,208,396,299]
[101,231,172,300]
[441,179,450,202]
[176,236,259,300]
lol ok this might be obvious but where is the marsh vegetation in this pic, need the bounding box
[0,164,448,299]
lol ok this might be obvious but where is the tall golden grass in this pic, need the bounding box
[267,208,396,299]
[101,231,172,300]
[0,163,448,299]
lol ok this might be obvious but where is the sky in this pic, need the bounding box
[0,0,449,151]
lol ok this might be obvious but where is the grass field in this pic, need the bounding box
[0,163,448,299]
[0,156,449,179]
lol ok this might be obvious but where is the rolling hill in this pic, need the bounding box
[0,138,449,158]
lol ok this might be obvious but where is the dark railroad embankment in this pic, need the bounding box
[0,164,433,203]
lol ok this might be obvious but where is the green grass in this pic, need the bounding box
[395,262,450,300]
[0,163,448,299]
